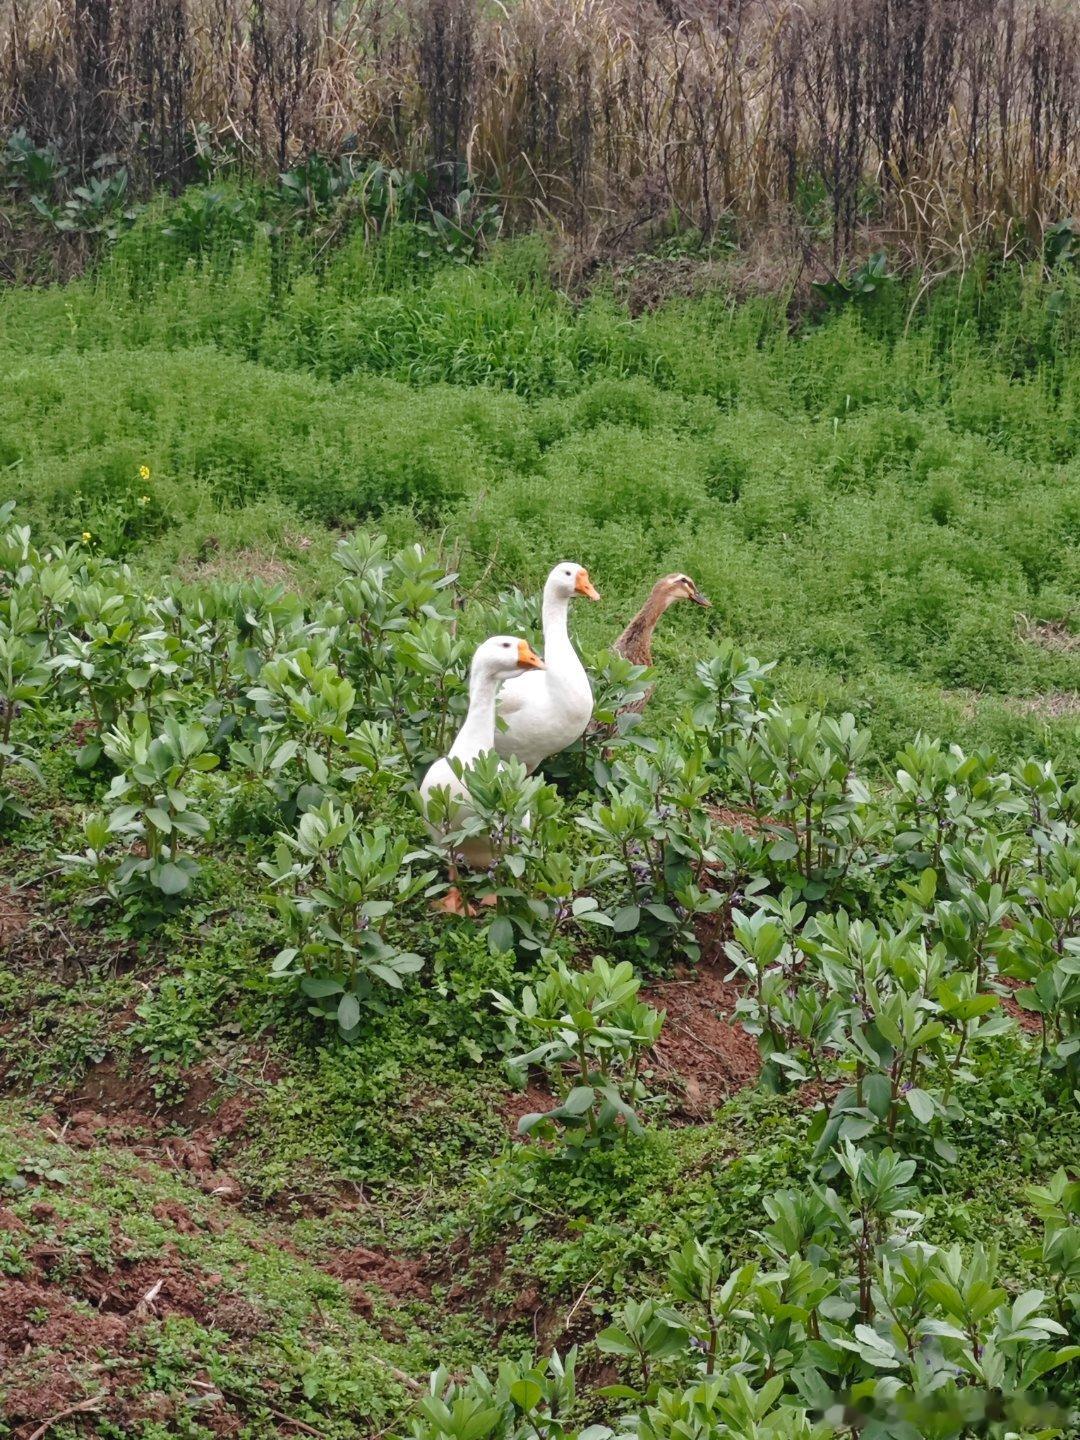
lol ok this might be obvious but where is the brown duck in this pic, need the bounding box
[611,572,711,718]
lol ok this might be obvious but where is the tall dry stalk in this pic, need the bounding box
[1,0,1078,260]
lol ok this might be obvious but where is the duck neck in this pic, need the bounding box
[616,588,671,666]
[450,667,500,763]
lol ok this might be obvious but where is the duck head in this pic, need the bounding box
[655,572,711,609]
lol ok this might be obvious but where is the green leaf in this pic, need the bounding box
[488,916,515,955]
[612,904,641,933]
[156,862,190,895]
[577,908,614,927]
[146,807,173,833]
[301,977,344,998]
[508,1378,543,1412]
[595,1326,636,1357]
[337,992,362,1031]
[75,742,102,770]
[863,1071,892,1120]
[905,1087,935,1124]
[460,1407,503,1440]
[561,1085,596,1116]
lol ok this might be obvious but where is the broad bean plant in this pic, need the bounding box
[3,507,1079,1435]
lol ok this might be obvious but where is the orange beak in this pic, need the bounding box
[517,640,545,669]
[574,568,601,601]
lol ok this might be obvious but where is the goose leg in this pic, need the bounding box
[434,855,478,918]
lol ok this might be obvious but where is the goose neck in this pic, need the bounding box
[450,668,500,762]
[541,586,573,663]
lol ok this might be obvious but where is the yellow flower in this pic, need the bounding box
[81,531,92,542]
[137,495,150,506]
[139,465,151,481]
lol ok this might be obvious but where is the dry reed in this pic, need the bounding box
[2,0,1079,261]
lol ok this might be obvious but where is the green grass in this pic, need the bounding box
[1,216,1077,766]
[0,1108,469,1438]
[2,201,1080,1439]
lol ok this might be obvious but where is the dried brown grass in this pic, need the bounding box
[1019,617,1080,655]
[2,0,1079,259]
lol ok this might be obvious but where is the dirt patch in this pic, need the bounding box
[1019,618,1079,654]
[53,1077,257,1209]
[995,975,1044,1036]
[593,224,807,317]
[499,1080,560,1136]
[0,886,32,951]
[152,1198,203,1235]
[62,1064,259,1201]
[79,1247,218,1321]
[187,1089,257,1144]
[495,952,759,1133]
[705,803,762,835]
[69,1057,159,1118]
[160,1134,245,1203]
[324,1245,430,1314]
[0,1227,262,1437]
[643,960,761,1117]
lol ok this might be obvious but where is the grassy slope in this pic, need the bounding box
[0,222,1077,765]
[2,217,1080,1438]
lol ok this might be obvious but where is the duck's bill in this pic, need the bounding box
[517,641,545,669]
[575,569,601,600]
[690,589,712,607]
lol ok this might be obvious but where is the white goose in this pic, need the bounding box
[494,562,600,772]
[420,634,544,911]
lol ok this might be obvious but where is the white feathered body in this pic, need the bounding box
[419,636,543,871]
[495,662,593,772]
[494,566,596,772]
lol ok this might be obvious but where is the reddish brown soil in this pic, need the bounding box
[499,1081,561,1136]
[0,1211,259,1439]
[0,885,31,951]
[323,1244,431,1315]
[995,975,1045,1036]
[49,1064,260,1210]
[496,928,760,1135]
[705,802,763,835]
[68,1056,159,1117]
[644,960,761,1116]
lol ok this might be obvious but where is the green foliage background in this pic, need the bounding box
[2,196,1079,1440]
[2,210,1077,765]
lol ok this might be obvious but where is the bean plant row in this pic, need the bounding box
[1,501,1078,1438]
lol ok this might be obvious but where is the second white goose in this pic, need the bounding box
[420,634,544,910]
